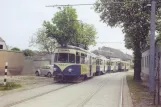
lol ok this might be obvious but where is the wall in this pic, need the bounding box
[21,58,51,75]
[141,49,150,81]
[21,58,34,75]
[0,50,24,75]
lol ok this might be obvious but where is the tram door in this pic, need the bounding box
[89,56,92,76]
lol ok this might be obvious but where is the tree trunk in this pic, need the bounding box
[133,42,142,81]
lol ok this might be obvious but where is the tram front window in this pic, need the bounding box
[55,53,68,63]
[54,53,75,63]
[69,54,75,63]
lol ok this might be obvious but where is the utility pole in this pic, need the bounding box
[149,0,156,92]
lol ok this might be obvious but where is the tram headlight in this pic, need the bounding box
[68,68,72,72]
[53,68,57,71]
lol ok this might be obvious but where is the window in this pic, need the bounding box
[54,53,75,63]
[92,57,96,64]
[69,54,75,63]
[141,57,143,67]
[46,66,51,69]
[81,53,87,64]
[54,53,58,62]
[76,52,80,64]
[41,66,47,69]
[76,56,80,64]
[58,53,68,63]
[96,59,99,65]
[100,59,103,65]
[0,45,3,49]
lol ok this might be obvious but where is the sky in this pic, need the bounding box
[0,0,133,55]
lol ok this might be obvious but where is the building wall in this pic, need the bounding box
[141,49,150,81]
[21,58,51,75]
[0,41,7,50]
[0,50,24,75]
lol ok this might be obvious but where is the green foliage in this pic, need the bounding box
[11,47,21,52]
[30,27,57,54]
[22,49,34,56]
[0,82,22,91]
[94,0,161,80]
[44,7,79,46]
[43,6,97,49]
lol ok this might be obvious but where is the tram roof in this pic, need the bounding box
[57,45,86,50]
[56,45,94,54]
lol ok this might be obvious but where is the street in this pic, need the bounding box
[7,72,126,107]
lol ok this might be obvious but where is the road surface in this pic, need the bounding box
[10,72,126,107]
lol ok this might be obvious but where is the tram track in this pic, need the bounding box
[5,83,73,107]
[74,74,125,107]
[76,79,109,107]
[5,77,97,107]
[5,73,125,107]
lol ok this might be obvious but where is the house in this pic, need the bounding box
[0,37,7,50]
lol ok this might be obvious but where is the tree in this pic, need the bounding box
[23,49,34,56]
[94,0,161,80]
[11,47,21,52]
[70,23,97,49]
[43,6,97,50]
[30,27,57,54]
[44,7,79,46]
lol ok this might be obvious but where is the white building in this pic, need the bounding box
[0,37,7,50]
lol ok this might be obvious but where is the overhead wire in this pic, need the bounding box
[46,1,146,7]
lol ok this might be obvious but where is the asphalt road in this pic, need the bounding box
[11,72,126,107]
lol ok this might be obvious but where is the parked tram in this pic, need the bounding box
[53,45,97,82]
[95,55,108,75]
[52,45,131,82]
[118,61,130,71]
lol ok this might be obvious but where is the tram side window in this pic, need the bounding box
[142,57,143,67]
[92,57,96,64]
[96,59,99,65]
[81,53,87,64]
[76,52,80,64]
[69,54,75,63]
[85,55,88,64]
[54,53,58,62]
[100,59,103,65]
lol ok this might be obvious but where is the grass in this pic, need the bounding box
[126,75,156,107]
[0,82,22,91]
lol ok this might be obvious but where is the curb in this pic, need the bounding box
[123,75,133,107]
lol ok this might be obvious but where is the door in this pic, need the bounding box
[89,56,92,76]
